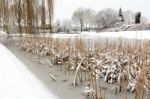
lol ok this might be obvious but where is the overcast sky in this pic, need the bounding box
[54,0,150,21]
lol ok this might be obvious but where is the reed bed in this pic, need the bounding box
[11,36,150,99]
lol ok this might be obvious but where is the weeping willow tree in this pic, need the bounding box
[26,0,35,34]
[34,0,40,34]
[41,0,46,31]
[16,0,22,34]
[0,0,3,28]
[2,0,9,35]
[0,0,54,35]
[47,0,54,32]
[0,0,25,34]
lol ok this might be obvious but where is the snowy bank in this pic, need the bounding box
[0,43,58,99]
[82,31,150,40]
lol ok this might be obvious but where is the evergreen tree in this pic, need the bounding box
[135,12,141,24]
[118,8,124,22]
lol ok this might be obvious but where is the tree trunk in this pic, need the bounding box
[47,0,54,33]
[80,22,83,32]
[17,0,22,36]
[26,0,35,34]
[41,0,46,31]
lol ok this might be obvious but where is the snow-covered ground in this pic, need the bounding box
[82,31,150,40]
[0,43,58,99]
[0,31,6,36]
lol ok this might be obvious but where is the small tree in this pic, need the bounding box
[56,20,61,32]
[84,8,95,31]
[123,10,135,24]
[95,8,118,28]
[72,8,84,32]
[62,19,72,33]
[72,8,95,32]
[135,12,141,24]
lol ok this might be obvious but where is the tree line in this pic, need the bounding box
[56,8,147,33]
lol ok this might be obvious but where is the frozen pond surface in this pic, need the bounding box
[0,43,58,99]
[5,30,150,40]
[41,31,150,40]
[0,30,149,46]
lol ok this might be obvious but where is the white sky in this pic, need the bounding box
[54,0,150,21]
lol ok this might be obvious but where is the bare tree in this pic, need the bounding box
[56,20,61,32]
[141,16,148,25]
[47,0,54,32]
[15,0,22,35]
[95,8,118,28]
[123,10,135,24]
[84,8,95,31]
[26,0,35,34]
[3,0,9,34]
[41,0,46,31]
[34,0,40,34]
[0,0,54,34]
[9,3,16,34]
[72,8,85,32]
[61,19,72,33]
[0,0,4,27]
